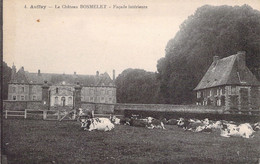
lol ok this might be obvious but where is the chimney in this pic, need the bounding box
[213,56,220,63]
[113,70,115,80]
[96,71,99,76]
[21,66,24,71]
[74,72,76,75]
[38,69,41,76]
[237,51,246,67]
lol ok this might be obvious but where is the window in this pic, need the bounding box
[101,97,104,101]
[108,90,112,95]
[13,87,16,93]
[90,89,94,95]
[55,97,58,105]
[21,87,25,93]
[90,97,94,102]
[220,89,223,95]
[68,97,72,104]
[210,89,212,96]
[33,95,37,100]
[21,96,25,100]
[231,86,236,95]
[197,91,201,98]
[109,98,112,102]
[13,95,16,100]
[56,88,59,94]
[217,89,219,96]
[101,89,105,95]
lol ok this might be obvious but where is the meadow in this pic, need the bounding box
[2,119,260,164]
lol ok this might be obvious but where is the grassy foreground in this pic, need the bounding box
[2,119,260,164]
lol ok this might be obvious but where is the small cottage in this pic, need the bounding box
[194,51,260,111]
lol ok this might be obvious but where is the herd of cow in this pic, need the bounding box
[78,110,260,139]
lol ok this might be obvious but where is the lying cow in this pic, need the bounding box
[252,122,260,131]
[220,123,255,138]
[119,117,131,125]
[80,117,114,132]
[129,118,148,127]
[110,115,121,125]
[166,118,179,125]
[146,117,165,129]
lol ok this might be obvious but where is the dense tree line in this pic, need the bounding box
[115,69,160,104]
[117,5,260,104]
[2,62,12,100]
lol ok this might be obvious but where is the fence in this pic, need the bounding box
[4,109,76,121]
[4,109,122,121]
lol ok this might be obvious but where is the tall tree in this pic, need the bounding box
[115,68,160,104]
[2,62,12,100]
[158,5,260,104]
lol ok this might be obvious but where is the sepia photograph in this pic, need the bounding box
[2,0,260,163]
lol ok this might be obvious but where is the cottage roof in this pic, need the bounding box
[10,69,115,87]
[194,52,260,90]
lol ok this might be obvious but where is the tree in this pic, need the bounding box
[115,68,160,104]
[2,62,12,100]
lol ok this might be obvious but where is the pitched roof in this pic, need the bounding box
[10,69,115,87]
[194,52,260,90]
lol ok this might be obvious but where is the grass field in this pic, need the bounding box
[2,119,260,164]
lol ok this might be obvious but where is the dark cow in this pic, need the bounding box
[129,118,148,127]
[167,118,178,125]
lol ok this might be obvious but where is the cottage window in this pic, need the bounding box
[231,86,236,95]
[227,86,231,95]
[220,89,223,95]
[217,89,219,96]
[13,95,16,100]
[197,91,201,98]
[210,90,212,96]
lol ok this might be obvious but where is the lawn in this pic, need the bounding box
[2,119,260,164]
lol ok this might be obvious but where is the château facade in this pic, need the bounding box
[8,65,116,110]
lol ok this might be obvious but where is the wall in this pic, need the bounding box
[3,100,42,111]
[115,103,224,114]
[81,102,115,114]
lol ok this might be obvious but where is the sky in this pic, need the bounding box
[3,0,260,78]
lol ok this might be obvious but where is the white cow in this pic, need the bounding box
[81,117,114,132]
[220,123,255,138]
[110,115,120,125]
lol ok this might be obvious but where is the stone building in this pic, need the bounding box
[194,51,260,111]
[8,65,116,110]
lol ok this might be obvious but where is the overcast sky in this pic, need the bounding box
[4,0,260,78]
